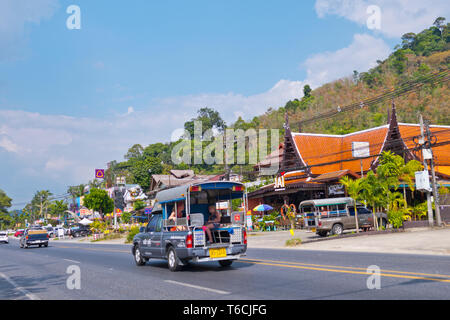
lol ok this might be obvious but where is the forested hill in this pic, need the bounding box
[239,18,450,135]
[105,19,449,190]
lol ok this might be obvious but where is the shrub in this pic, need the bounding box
[388,209,409,229]
[285,238,302,247]
[126,226,140,243]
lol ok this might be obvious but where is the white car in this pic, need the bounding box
[0,231,9,244]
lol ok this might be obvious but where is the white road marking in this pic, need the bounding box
[63,259,80,264]
[164,280,230,295]
[0,272,40,300]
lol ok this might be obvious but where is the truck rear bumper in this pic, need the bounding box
[180,244,247,261]
[27,240,48,245]
[192,253,245,263]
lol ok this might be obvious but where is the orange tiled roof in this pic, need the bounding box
[290,123,450,176]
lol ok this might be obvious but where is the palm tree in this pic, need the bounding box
[339,176,362,233]
[360,171,381,230]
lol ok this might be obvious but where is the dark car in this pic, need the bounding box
[20,228,49,248]
[71,225,91,237]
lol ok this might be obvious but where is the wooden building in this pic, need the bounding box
[248,103,450,211]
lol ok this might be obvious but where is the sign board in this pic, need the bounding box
[274,175,285,191]
[352,142,370,158]
[95,169,105,179]
[246,210,253,231]
[79,208,93,217]
[328,184,345,195]
[422,148,432,160]
[415,170,431,192]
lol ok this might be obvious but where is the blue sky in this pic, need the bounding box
[1,0,449,208]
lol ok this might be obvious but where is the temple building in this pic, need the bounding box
[248,103,450,211]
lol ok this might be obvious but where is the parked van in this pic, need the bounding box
[299,197,387,236]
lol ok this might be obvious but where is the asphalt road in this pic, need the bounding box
[1,237,450,300]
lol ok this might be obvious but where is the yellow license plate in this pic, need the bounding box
[209,248,227,259]
[311,227,316,233]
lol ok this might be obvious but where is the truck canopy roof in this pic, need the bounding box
[155,181,245,204]
[300,197,363,207]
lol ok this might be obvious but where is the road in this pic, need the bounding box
[1,237,450,300]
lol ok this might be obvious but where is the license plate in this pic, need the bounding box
[209,248,227,259]
[311,227,316,233]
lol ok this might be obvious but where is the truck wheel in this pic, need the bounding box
[39,244,42,248]
[218,260,233,267]
[167,247,181,272]
[134,245,146,266]
[44,243,48,247]
[332,224,343,236]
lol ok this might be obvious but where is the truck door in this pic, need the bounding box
[150,215,163,258]
[347,206,357,229]
[357,207,373,227]
[141,216,157,256]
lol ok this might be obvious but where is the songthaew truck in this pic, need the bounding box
[131,181,248,271]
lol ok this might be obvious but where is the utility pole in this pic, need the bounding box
[419,115,434,227]
[424,120,442,226]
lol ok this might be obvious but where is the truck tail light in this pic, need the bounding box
[243,229,247,245]
[47,234,50,238]
[318,220,322,227]
[186,234,193,248]
[26,236,28,240]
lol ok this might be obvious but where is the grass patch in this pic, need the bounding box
[285,238,302,247]
[90,233,124,242]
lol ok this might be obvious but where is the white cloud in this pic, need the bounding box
[303,33,391,87]
[0,0,59,60]
[156,79,306,123]
[315,0,450,38]
[0,136,20,153]
[45,157,73,171]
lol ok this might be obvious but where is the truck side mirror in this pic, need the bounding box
[139,227,146,233]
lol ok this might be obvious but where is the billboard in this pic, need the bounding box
[352,142,370,158]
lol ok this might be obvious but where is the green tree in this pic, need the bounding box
[133,200,146,212]
[339,176,362,233]
[31,190,52,222]
[125,144,144,161]
[360,171,383,230]
[83,188,114,219]
[121,211,132,224]
[143,143,172,164]
[129,157,163,191]
[0,189,12,229]
[48,200,68,219]
[184,107,226,138]
[303,84,312,98]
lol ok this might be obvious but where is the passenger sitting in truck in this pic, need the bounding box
[168,201,187,231]
[320,206,328,218]
[204,205,221,244]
